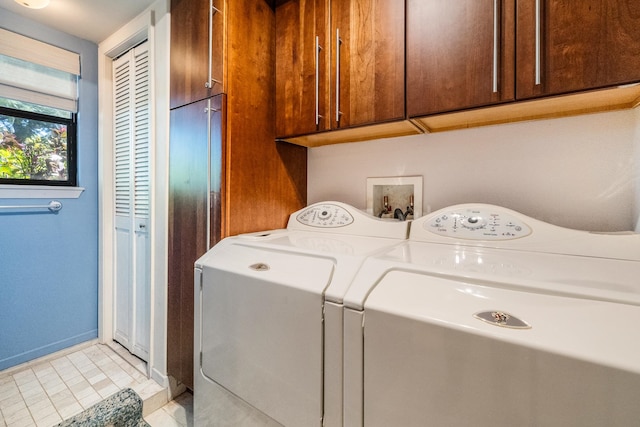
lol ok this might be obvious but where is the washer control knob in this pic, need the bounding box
[461,216,486,230]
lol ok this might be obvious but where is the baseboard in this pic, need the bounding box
[0,331,98,372]
[150,366,169,388]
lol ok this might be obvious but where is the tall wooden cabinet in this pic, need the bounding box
[275,0,405,139]
[168,0,307,390]
[408,0,640,118]
[167,96,222,390]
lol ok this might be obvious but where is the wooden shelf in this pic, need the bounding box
[278,120,422,147]
[279,84,640,147]
[413,84,640,133]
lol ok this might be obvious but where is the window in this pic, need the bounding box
[0,29,80,187]
[0,100,77,186]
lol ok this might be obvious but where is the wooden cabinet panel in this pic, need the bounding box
[167,99,212,390]
[227,0,307,235]
[275,0,330,137]
[407,0,515,117]
[332,0,405,129]
[516,0,640,99]
[170,0,225,109]
[276,0,404,138]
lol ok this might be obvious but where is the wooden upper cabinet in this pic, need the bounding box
[276,0,405,139]
[331,0,405,129]
[516,0,640,99]
[170,0,225,109]
[276,0,330,137]
[407,0,515,117]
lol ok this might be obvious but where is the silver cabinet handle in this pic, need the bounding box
[535,0,541,85]
[205,0,213,88]
[315,36,323,126]
[206,99,222,249]
[492,0,499,93]
[335,29,342,124]
[206,98,212,249]
[205,1,222,89]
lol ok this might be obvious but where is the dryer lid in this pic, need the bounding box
[198,242,334,294]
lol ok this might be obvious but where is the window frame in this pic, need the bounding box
[0,105,78,187]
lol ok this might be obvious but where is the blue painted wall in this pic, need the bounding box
[0,10,99,370]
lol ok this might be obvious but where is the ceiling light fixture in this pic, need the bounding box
[15,0,50,9]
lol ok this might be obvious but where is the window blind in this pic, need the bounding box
[0,29,80,112]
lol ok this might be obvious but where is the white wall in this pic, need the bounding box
[309,109,638,232]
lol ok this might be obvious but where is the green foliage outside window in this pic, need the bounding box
[0,98,73,184]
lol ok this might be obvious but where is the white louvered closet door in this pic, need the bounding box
[113,41,151,362]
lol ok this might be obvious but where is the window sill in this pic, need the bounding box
[0,185,85,199]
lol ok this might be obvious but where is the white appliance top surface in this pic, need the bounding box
[344,203,640,310]
[195,201,409,303]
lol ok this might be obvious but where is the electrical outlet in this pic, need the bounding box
[366,176,423,220]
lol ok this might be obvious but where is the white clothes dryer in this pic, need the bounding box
[193,201,408,426]
[342,204,640,427]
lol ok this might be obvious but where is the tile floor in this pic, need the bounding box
[0,340,191,427]
[145,392,192,427]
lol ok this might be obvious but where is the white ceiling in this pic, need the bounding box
[0,0,158,44]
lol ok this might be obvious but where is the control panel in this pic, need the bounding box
[296,203,355,228]
[425,207,532,240]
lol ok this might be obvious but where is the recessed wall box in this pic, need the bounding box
[366,176,423,220]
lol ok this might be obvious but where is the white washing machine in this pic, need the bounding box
[342,204,640,427]
[193,201,408,426]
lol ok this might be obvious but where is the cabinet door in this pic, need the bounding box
[332,0,405,129]
[407,0,515,117]
[170,0,225,109]
[167,99,211,389]
[276,0,330,138]
[516,0,640,99]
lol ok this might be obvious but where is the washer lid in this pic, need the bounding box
[343,241,640,310]
[365,270,640,374]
